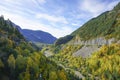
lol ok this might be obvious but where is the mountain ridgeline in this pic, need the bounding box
[20,29,57,44]
[8,21,57,44]
[55,2,120,46]
[0,16,69,80]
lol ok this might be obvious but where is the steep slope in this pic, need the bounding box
[55,2,120,46]
[71,2,120,42]
[0,16,68,80]
[53,2,120,58]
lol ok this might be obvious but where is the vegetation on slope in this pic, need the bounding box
[72,2,120,40]
[0,16,68,80]
[47,3,120,80]
[54,3,120,46]
[50,44,120,80]
[84,44,120,80]
[54,35,73,46]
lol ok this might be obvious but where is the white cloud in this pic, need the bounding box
[2,0,22,5]
[45,26,73,38]
[71,23,80,26]
[79,0,120,17]
[107,1,120,10]
[1,0,119,38]
[0,0,72,38]
[38,0,46,4]
[36,13,68,24]
[1,11,71,38]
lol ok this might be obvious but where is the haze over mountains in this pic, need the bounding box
[18,27,57,44]
[6,20,57,44]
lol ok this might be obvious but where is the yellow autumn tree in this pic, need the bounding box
[8,54,15,69]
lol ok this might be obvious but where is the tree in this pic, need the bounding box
[0,59,4,68]
[8,54,16,79]
[48,71,57,80]
[8,54,15,69]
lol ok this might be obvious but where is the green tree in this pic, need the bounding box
[8,54,15,69]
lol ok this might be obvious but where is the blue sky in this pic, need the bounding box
[0,0,120,38]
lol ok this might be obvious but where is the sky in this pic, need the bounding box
[0,0,120,38]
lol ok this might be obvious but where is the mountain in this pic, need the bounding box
[0,16,69,80]
[48,3,120,80]
[55,2,120,46]
[6,20,57,44]
[20,29,57,44]
[53,2,120,59]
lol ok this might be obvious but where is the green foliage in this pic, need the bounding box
[49,45,84,79]
[0,59,4,68]
[50,3,120,80]
[1,2,120,80]
[72,10,118,40]
[0,16,69,80]
[113,2,120,11]
[85,44,120,79]
[55,35,73,46]
[50,43,120,80]
[8,54,16,69]
[68,3,120,41]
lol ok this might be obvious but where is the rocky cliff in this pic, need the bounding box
[70,37,116,45]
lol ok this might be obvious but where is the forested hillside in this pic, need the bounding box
[55,2,120,46]
[0,16,68,80]
[1,2,120,80]
[50,44,120,80]
[72,2,120,40]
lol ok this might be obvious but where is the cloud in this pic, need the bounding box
[71,23,80,26]
[79,0,120,17]
[36,13,68,24]
[0,0,72,38]
[1,10,71,38]
[80,0,105,16]
[45,26,73,38]
[37,0,46,4]
[0,0,119,38]
[107,1,120,10]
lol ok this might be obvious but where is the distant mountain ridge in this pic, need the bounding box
[20,29,57,44]
[6,20,57,44]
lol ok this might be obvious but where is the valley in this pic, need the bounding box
[42,2,120,80]
[0,1,120,80]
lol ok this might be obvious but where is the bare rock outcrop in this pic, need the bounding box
[73,45,99,58]
[73,37,115,45]
[72,37,117,57]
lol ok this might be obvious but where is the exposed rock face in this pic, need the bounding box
[72,37,117,57]
[73,45,99,58]
[72,37,115,45]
